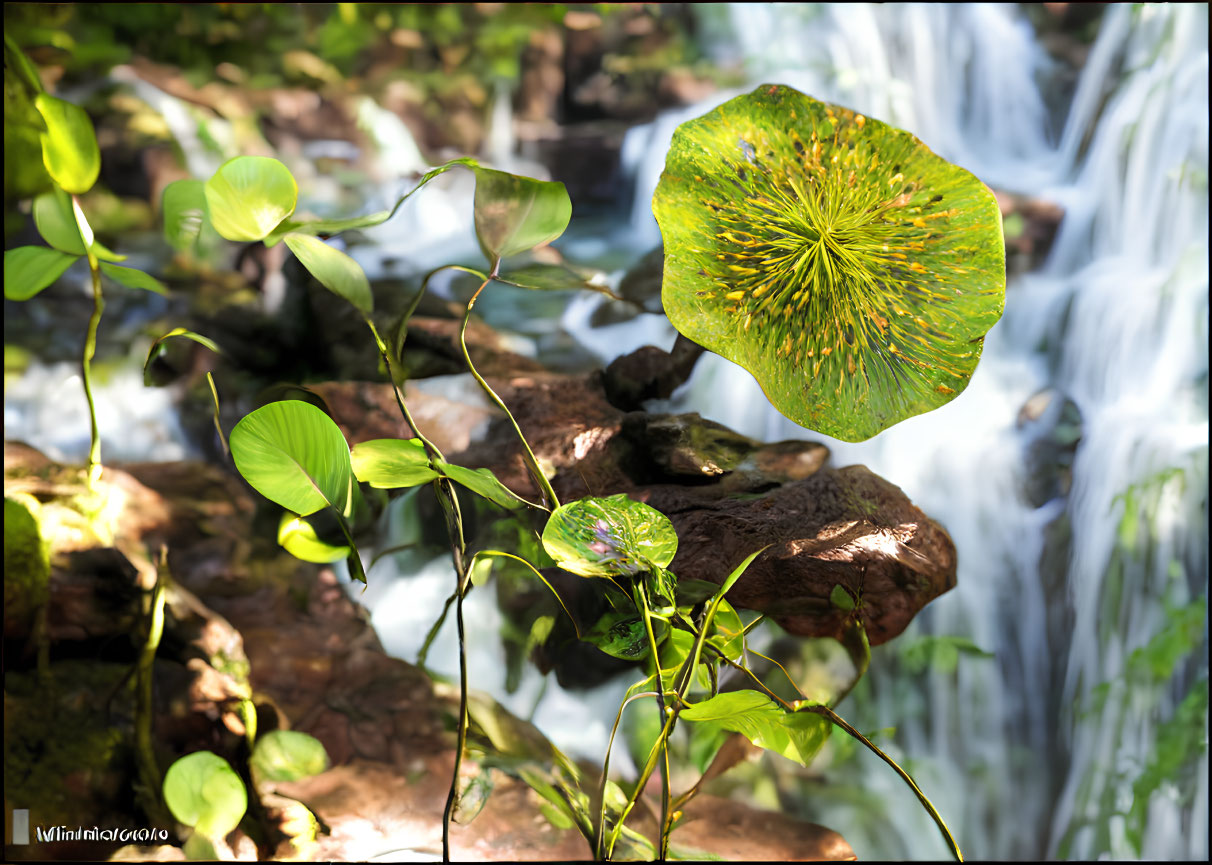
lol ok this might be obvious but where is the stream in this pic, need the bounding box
[5,4,1206,861]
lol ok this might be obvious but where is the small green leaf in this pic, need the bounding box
[452,764,495,825]
[654,84,1005,441]
[471,165,572,261]
[830,583,856,612]
[3,246,79,300]
[163,751,248,838]
[33,189,85,255]
[283,232,372,314]
[33,188,126,261]
[229,400,353,517]
[35,93,100,193]
[277,512,350,563]
[350,438,439,489]
[585,610,667,660]
[541,494,678,579]
[100,262,166,294]
[436,460,529,510]
[265,211,392,244]
[706,599,746,662]
[494,262,619,300]
[250,730,330,783]
[679,690,829,767]
[162,179,208,251]
[204,156,298,241]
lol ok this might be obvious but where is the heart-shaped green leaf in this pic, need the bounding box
[100,262,166,294]
[34,93,100,194]
[3,246,78,300]
[204,156,298,242]
[277,512,350,564]
[471,165,572,262]
[250,730,330,783]
[679,690,830,767]
[163,751,248,839]
[162,178,208,251]
[283,232,372,314]
[541,494,677,579]
[33,188,126,262]
[654,84,1005,442]
[350,438,439,489]
[229,400,352,517]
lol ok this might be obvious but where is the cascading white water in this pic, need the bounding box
[596,3,1208,860]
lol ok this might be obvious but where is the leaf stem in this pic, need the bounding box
[799,703,963,862]
[458,262,561,510]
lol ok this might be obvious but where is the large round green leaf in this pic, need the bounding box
[204,156,298,242]
[541,494,677,579]
[654,84,1005,442]
[162,751,248,838]
[229,400,352,518]
[34,93,100,194]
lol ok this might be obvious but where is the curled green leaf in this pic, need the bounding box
[471,165,572,262]
[277,512,350,564]
[33,188,126,262]
[654,84,1005,441]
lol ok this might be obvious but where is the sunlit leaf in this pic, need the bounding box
[204,156,298,241]
[100,262,166,294]
[277,512,350,563]
[679,689,829,767]
[654,84,1005,441]
[437,460,530,510]
[229,400,352,517]
[706,599,746,662]
[162,751,248,838]
[471,165,572,261]
[541,494,678,579]
[33,188,126,261]
[3,246,78,300]
[162,179,208,251]
[250,730,330,783]
[283,232,372,314]
[830,583,856,612]
[34,93,100,193]
[350,438,438,489]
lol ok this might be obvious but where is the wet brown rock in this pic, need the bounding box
[655,465,958,646]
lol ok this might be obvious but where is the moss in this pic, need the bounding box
[3,495,51,632]
[4,661,134,827]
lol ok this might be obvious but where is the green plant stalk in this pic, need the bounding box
[711,651,963,862]
[594,687,659,858]
[441,565,472,862]
[135,557,169,826]
[632,582,672,860]
[459,264,561,510]
[81,248,104,489]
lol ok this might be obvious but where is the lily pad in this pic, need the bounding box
[654,84,1005,441]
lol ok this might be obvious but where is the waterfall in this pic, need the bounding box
[599,4,1207,860]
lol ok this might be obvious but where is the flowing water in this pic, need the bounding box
[6,4,1206,860]
[595,4,1207,860]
